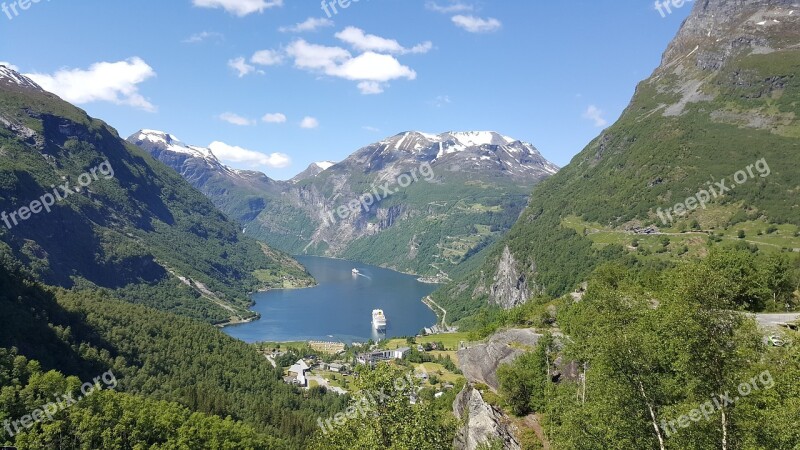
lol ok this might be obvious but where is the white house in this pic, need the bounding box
[392,347,411,359]
[287,359,310,387]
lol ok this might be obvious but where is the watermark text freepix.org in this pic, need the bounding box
[656,158,770,226]
[2,370,117,438]
[323,162,435,226]
[655,0,692,18]
[317,370,420,435]
[321,0,361,18]
[1,160,114,230]
[660,370,774,437]
[2,0,50,21]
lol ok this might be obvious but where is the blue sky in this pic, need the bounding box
[0,0,692,180]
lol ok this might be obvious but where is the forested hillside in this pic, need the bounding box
[0,68,313,324]
[0,258,346,449]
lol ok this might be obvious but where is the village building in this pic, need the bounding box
[284,359,311,387]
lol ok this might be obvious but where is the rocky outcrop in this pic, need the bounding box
[453,384,521,450]
[653,0,799,116]
[457,328,542,391]
[661,0,797,68]
[489,246,538,309]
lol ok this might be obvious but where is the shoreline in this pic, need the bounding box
[293,253,448,284]
[219,255,443,330]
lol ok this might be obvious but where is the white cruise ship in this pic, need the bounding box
[372,309,387,330]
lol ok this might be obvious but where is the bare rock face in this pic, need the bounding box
[654,0,799,117]
[457,328,542,391]
[489,246,537,309]
[453,384,521,450]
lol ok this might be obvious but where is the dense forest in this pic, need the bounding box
[0,258,347,449]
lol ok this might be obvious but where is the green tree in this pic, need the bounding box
[309,364,455,450]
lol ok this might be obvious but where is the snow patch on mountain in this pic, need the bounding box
[129,130,249,179]
[0,65,43,90]
[314,161,336,170]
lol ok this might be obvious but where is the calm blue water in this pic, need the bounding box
[223,256,438,343]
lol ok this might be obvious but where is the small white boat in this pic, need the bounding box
[352,268,360,275]
[372,309,387,330]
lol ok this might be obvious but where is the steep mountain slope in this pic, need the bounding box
[131,130,558,279]
[434,0,800,323]
[0,66,313,324]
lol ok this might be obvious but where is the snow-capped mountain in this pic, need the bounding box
[128,130,276,194]
[345,131,558,181]
[291,161,337,183]
[0,65,43,91]
[130,129,559,278]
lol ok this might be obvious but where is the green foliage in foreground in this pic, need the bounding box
[0,260,347,449]
[0,349,280,449]
[308,364,457,450]
[496,256,800,449]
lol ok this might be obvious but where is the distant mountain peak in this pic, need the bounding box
[130,129,217,162]
[0,65,43,91]
[291,160,338,183]
[362,130,559,179]
[313,161,336,170]
[442,131,516,147]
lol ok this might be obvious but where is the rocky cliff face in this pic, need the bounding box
[489,246,540,309]
[453,384,521,450]
[662,0,797,66]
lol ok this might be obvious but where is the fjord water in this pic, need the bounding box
[224,256,438,343]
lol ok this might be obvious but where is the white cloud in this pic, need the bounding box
[183,31,224,43]
[209,141,291,169]
[279,17,334,33]
[452,15,502,33]
[26,58,157,112]
[425,1,473,13]
[0,62,19,71]
[285,39,418,95]
[228,57,258,77]
[300,116,319,129]
[192,0,283,17]
[329,52,416,82]
[219,112,256,126]
[262,113,287,123]
[335,27,432,55]
[250,49,284,66]
[363,126,381,132]
[357,81,384,95]
[583,105,608,127]
[286,39,351,71]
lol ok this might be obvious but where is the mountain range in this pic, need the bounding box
[130,129,559,280]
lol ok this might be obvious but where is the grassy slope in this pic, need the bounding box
[433,44,800,325]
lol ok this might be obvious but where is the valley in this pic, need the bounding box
[1,0,799,449]
[129,130,557,280]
